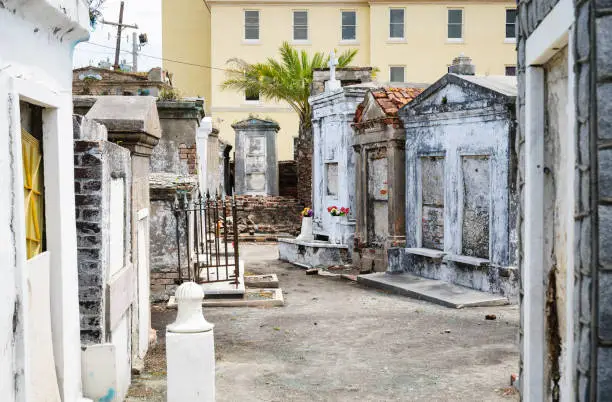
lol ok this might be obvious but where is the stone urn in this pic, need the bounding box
[296,216,314,242]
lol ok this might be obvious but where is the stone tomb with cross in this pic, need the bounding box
[279,55,376,268]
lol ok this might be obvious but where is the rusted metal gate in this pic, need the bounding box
[173,190,240,286]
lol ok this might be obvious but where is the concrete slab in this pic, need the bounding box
[278,238,351,268]
[85,96,162,139]
[201,280,245,297]
[245,274,279,288]
[357,272,509,308]
[199,260,245,296]
[167,288,284,308]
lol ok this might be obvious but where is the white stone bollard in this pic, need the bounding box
[166,282,215,402]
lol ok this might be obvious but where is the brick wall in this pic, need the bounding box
[233,195,303,235]
[74,140,106,343]
[74,138,132,343]
[279,160,298,198]
[296,131,313,206]
[178,142,197,174]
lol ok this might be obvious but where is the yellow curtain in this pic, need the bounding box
[22,128,44,259]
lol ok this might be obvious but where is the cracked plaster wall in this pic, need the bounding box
[395,76,519,299]
[0,2,90,401]
[310,86,370,244]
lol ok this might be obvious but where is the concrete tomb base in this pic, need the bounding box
[278,238,351,268]
[357,272,509,308]
[387,248,519,302]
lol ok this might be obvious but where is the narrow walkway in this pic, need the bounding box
[128,244,519,401]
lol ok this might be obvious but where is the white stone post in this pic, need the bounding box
[166,282,215,402]
[197,117,213,193]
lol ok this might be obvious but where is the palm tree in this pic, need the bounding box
[221,41,358,136]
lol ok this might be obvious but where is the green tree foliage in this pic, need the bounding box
[222,42,358,131]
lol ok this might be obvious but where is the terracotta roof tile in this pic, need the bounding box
[374,87,424,117]
[353,86,424,125]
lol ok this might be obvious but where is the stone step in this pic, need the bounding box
[244,274,279,288]
[357,272,509,308]
[199,259,245,297]
[167,288,284,308]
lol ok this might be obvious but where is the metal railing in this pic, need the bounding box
[172,190,240,287]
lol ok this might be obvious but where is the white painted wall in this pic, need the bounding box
[311,87,367,243]
[110,179,125,277]
[137,216,151,359]
[0,1,90,400]
[197,117,213,192]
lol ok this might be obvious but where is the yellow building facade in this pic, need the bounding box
[162,0,517,160]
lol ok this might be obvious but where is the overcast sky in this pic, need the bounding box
[73,0,162,71]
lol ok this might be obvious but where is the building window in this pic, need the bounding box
[293,10,308,41]
[390,66,405,83]
[505,9,517,39]
[389,8,405,39]
[342,11,357,41]
[245,88,260,102]
[505,66,517,76]
[447,9,463,40]
[244,10,260,40]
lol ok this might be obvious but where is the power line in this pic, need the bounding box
[83,41,229,72]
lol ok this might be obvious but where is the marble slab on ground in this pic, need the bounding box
[245,274,279,288]
[357,272,509,308]
[167,288,284,308]
[199,260,245,296]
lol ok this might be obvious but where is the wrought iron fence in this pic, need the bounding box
[172,190,240,287]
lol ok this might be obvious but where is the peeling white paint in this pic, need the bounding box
[310,86,370,244]
[0,1,90,401]
[397,74,519,299]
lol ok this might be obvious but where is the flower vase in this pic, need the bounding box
[330,215,341,244]
[296,216,314,242]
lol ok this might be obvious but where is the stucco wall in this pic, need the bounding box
[0,1,90,401]
[517,0,612,397]
[151,100,204,175]
[73,117,135,401]
[311,86,370,244]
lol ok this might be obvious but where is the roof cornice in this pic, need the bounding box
[208,0,512,4]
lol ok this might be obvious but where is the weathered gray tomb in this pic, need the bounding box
[352,87,424,272]
[76,96,161,399]
[233,118,279,196]
[389,73,519,299]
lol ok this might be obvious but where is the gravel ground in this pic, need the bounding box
[128,244,519,402]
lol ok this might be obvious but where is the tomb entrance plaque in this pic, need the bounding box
[233,118,279,196]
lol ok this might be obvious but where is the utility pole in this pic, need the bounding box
[100,1,138,71]
[132,32,138,72]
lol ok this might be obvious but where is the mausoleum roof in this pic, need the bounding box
[354,87,424,124]
[452,74,517,97]
[231,118,280,130]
